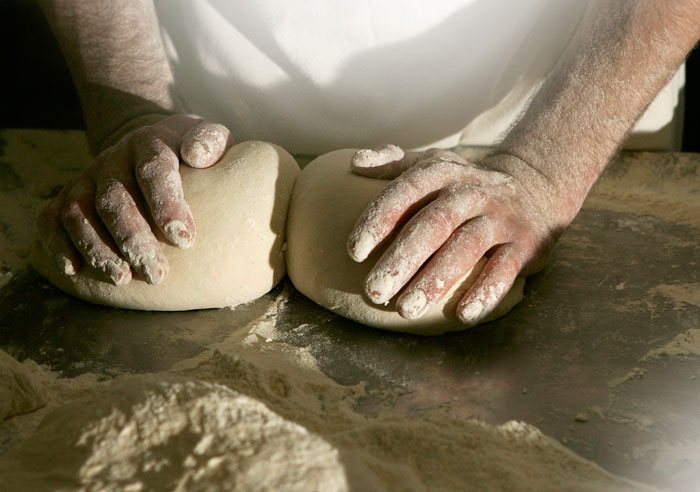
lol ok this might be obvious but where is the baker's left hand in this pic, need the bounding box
[347,144,569,326]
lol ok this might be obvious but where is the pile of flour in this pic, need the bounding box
[0,295,652,491]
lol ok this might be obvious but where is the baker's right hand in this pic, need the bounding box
[37,114,232,286]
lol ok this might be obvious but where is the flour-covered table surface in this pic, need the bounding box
[0,130,698,490]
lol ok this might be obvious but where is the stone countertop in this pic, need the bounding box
[0,129,699,490]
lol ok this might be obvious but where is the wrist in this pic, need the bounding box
[481,150,584,227]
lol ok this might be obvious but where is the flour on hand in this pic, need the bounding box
[32,142,300,311]
[287,149,524,335]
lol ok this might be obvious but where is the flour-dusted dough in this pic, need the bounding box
[32,142,300,311]
[0,350,48,420]
[287,150,524,336]
[0,375,347,492]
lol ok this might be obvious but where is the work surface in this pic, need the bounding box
[0,130,699,490]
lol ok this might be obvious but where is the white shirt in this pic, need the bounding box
[154,1,683,154]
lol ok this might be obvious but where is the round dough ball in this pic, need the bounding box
[32,141,300,311]
[0,375,347,491]
[286,149,524,336]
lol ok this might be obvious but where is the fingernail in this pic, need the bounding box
[459,300,484,325]
[165,220,194,249]
[352,144,403,168]
[103,259,132,286]
[137,256,168,285]
[351,149,374,168]
[365,272,395,305]
[347,230,375,262]
[55,254,77,276]
[187,141,211,166]
[397,289,428,319]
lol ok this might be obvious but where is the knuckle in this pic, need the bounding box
[94,182,123,214]
[60,199,83,224]
[135,155,163,179]
[423,205,454,233]
[497,252,523,276]
[130,125,158,143]
[132,126,175,152]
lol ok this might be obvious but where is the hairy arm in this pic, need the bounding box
[39,0,181,152]
[348,0,700,325]
[496,0,700,223]
[36,1,232,286]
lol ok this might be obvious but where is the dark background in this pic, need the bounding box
[2,0,700,151]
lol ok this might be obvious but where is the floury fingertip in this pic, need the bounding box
[351,144,403,169]
[347,230,375,262]
[397,289,428,319]
[55,253,77,276]
[165,220,194,249]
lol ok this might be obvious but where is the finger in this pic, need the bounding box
[351,146,467,180]
[180,121,232,169]
[396,216,499,319]
[93,147,169,285]
[131,126,196,249]
[347,158,466,262]
[456,244,522,326]
[364,190,487,305]
[351,144,423,179]
[60,178,132,285]
[37,189,81,276]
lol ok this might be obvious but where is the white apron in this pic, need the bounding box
[154,0,683,154]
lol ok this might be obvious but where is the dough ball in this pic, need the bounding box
[286,149,524,336]
[0,349,48,421]
[32,141,300,311]
[0,375,347,492]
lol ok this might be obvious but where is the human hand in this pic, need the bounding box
[347,144,569,326]
[37,114,232,286]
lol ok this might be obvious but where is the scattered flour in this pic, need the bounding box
[608,367,648,389]
[642,329,700,362]
[648,283,700,311]
[0,295,654,491]
[0,350,48,421]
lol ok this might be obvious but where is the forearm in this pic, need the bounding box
[40,0,181,153]
[496,0,700,221]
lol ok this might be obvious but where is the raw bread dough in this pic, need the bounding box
[0,375,347,492]
[0,350,48,420]
[32,141,300,311]
[287,149,524,335]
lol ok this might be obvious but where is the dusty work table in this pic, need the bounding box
[0,129,698,491]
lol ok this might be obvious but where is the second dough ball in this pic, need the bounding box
[286,149,524,336]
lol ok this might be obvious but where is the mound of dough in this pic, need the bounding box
[287,149,524,336]
[0,350,48,421]
[0,375,347,492]
[33,141,300,311]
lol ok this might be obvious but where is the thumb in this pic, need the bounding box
[350,144,424,179]
[180,121,233,169]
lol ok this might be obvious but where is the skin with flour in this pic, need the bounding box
[347,2,700,325]
[33,142,300,311]
[37,1,700,325]
[287,149,526,335]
